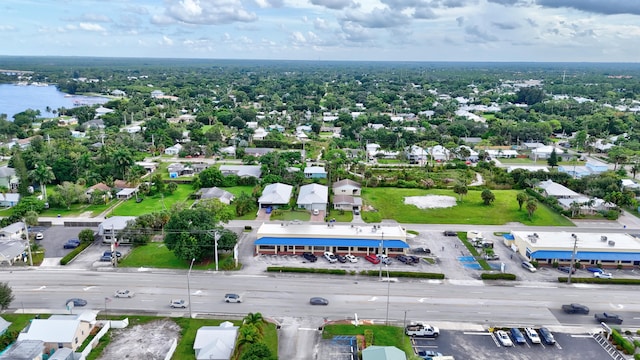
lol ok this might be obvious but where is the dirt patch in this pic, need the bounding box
[404,195,457,209]
[98,319,181,360]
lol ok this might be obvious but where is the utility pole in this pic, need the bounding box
[378,231,384,279]
[22,221,33,266]
[385,265,391,325]
[187,258,195,318]
[207,230,221,272]
[568,234,578,284]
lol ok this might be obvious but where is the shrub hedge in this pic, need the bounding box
[60,242,93,265]
[481,273,517,280]
[359,270,445,279]
[611,329,636,355]
[557,277,640,285]
[266,267,347,275]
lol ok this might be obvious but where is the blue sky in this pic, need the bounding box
[1,0,640,62]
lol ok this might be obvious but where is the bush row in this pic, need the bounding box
[557,277,640,285]
[266,267,445,279]
[611,329,636,355]
[359,270,445,279]
[266,267,347,275]
[481,273,517,280]
[60,242,93,265]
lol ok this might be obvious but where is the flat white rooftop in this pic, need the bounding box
[513,231,640,251]
[257,223,406,240]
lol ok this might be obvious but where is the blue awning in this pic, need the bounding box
[530,250,640,261]
[255,237,409,248]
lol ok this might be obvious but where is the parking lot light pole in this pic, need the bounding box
[385,265,391,325]
[22,220,33,266]
[378,232,384,279]
[187,258,195,318]
[568,234,578,284]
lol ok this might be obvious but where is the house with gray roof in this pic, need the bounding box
[219,165,262,178]
[297,184,328,212]
[304,166,327,179]
[0,166,18,191]
[0,221,25,241]
[0,193,20,207]
[243,148,274,157]
[333,179,361,196]
[259,183,293,209]
[333,195,362,211]
[0,241,27,265]
[193,321,239,360]
[0,340,44,360]
[98,216,136,244]
[196,187,235,205]
[537,180,581,199]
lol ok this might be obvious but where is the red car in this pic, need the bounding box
[365,254,381,264]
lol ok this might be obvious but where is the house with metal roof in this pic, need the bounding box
[0,241,27,265]
[196,187,235,205]
[537,180,581,199]
[304,166,327,179]
[255,223,408,256]
[17,312,96,353]
[193,321,239,360]
[362,346,407,360]
[0,340,44,360]
[243,148,274,157]
[0,221,25,241]
[333,195,362,211]
[219,165,262,178]
[297,184,328,212]
[98,216,136,244]
[509,231,640,269]
[258,183,293,209]
[333,179,361,196]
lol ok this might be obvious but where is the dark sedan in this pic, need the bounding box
[310,297,329,306]
[63,239,81,249]
[66,298,87,307]
[302,252,317,262]
[558,266,576,274]
[538,327,555,345]
[562,303,590,314]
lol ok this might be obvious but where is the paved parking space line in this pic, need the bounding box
[463,332,492,335]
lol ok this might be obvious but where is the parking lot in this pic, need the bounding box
[409,329,612,360]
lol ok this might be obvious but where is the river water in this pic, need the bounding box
[0,83,109,120]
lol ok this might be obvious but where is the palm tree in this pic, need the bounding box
[243,312,265,334]
[526,199,538,220]
[29,163,55,202]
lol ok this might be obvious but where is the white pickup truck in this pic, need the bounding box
[405,323,440,337]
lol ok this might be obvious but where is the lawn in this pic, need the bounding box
[325,209,353,222]
[322,324,412,356]
[39,201,113,217]
[270,209,311,221]
[110,184,195,216]
[118,243,235,270]
[361,188,574,226]
[496,158,537,164]
[223,186,254,197]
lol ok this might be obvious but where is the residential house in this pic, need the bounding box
[320,126,341,137]
[135,161,158,173]
[405,145,427,164]
[557,197,617,215]
[85,183,112,203]
[304,166,327,179]
[47,347,74,360]
[333,195,362,211]
[82,119,105,130]
[246,121,259,129]
[98,216,136,244]
[165,144,183,156]
[366,143,381,160]
[0,241,27,265]
[0,316,10,335]
[297,183,328,212]
[167,163,194,178]
[150,90,164,98]
[219,165,262,178]
[193,321,239,360]
[0,193,20,207]
[268,124,285,132]
[195,187,235,205]
[218,146,236,157]
[94,106,114,118]
[457,145,479,162]
[333,179,361,196]
[558,160,609,178]
[428,145,450,162]
[0,166,19,191]
[362,345,407,360]
[537,180,581,199]
[252,127,268,141]
[258,183,293,209]
[530,146,564,160]
[522,142,545,150]
[0,222,25,241]
[485,149,519,158]
[622,179,640,190]
[191,163,211,174]
[0,340,44,360]
[243,148,274,157]
[17,312,96,353]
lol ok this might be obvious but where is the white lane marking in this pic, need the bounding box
[83,286,96,291]
[368,297,378,302]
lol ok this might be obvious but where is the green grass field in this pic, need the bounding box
[110,184,195,216]
[361,188,574,226]
[118,243,230,270]
[322,324,412,355]
[270,209,311,221]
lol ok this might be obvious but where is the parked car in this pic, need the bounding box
[405,323,440,337]
[397,255,412,264]
[443,230,457,236]
[324,251,338,263]
[99,255,113,262]
[66,298,87,307]
[495,330,513,347]
[336,254,347,263]
[376,254,392,265]
[558,266,576,274]
[34,232,44,240]
[114,289,134,298]
[224,293,242,303]
[345,254,358,263]
[417,350,443,360]
[365,254,381,264]
[524,327,541,344]
[309,297,329,305]
[302,252,317,262]
[411,247,431,254]
[484,254,500,260]
[407,255,421,264]
[63,239,81,249]
[103,250,122,258]
[510,328,526,344]
[562,303,590,314]
[586,267,604,273]
[594,272,613,279]
[170,299,188,308]
[538,327,555,345]
[312,209,319,215]
[354,210,360,215]
[521,261,537,272]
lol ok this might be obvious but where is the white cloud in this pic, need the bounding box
[78,23,106,32]
[0,25,16,31]
[161,35,174,45]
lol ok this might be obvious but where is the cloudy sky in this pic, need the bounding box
[1,0,639,62]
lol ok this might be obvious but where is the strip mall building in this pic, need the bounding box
[254,223,408,256]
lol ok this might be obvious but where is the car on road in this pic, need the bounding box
[365,254,381,264]
[114,289,134,298]
[336,254,347,263]
[595,312,623,324]
[170,299,188,308]
[103,250,122,258]
[309,297,329,305]
[224,293,242,303]
[524,327,541,344]
[66,298,87,307]
[345,254,358,263]
[510,328,526,344]
[521,261,537,272]
[324,251,338,263]
[34,232,44,240]
[302,252,317,262]
[586,267,604,273]
[443,231,457,236]
[558,266,576,274]
[538,327,555,345]
[495,330,513,347]
[63,239,81,249]
[562,303,590,314]
[594,272,613,279]
[417,350,443,360]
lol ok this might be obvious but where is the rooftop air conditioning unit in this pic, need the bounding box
[530,238,537,243]
[608,240,616,246]
[534,233,538,237]
[601,236,608,242]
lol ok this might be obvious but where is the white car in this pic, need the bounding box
[594,272,613,279]
[34,232,44,240]
[224,293,242,303]
[376,254,392,265]
[324,251,337,263]
[170,299,188,308]
[524,327,541,344]
[496,330,513,347]
[345,254,358,263]
[114,289,135,298]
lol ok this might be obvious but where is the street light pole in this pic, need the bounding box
[214,231,220,272]
[378,231,384,279]
[22,221,33,266]
[568,234,578,284]
[385,265,391,325]
[187,258,195,318]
